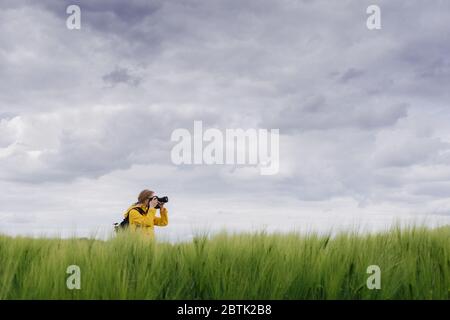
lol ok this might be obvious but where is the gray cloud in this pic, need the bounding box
[339,68,365,83]
[102,67,142,87]
[262,98,409,132]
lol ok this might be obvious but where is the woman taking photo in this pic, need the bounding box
[122,189,169,239]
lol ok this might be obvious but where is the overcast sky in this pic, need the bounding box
[1,0,450,241]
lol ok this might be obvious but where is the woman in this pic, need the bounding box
[124,189,169,238]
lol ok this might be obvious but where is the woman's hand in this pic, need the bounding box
[159,202,165,210]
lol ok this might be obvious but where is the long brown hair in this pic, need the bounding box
[137,189,155,204]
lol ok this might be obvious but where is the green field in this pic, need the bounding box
[0,226,449,300]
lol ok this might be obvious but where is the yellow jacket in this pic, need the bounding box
[125,204,169,238]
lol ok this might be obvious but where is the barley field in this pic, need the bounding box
[0,226,449,299]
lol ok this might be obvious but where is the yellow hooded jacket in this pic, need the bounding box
[125,204,169,238]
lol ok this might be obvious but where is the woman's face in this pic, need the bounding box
[148,196,158,208]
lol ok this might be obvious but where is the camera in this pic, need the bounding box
[154,196,168,209]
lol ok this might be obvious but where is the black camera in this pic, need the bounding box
[154,196,168,209]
